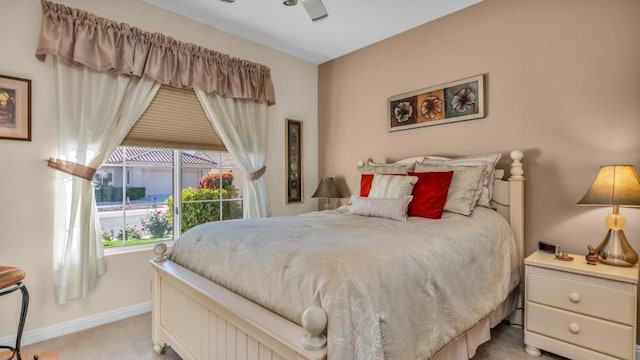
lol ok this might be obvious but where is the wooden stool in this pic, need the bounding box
[0,266,29,360]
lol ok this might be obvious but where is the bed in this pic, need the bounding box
[150,150,526,360]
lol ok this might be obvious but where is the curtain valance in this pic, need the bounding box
[35,0,276,106]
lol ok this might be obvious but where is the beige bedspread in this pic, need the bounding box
[170,207,519,360]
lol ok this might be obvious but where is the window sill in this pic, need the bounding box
[104,239,175,257]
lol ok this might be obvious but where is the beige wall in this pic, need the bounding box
[319,0,640,342]
[0,0,318,338]
[319,0,640,256]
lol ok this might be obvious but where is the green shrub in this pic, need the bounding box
[142,210,172,238]
[166,188,220,233]
[223,199,243,220]
[166,171,242,233]
[116,226,142,240]
[126,187,146,200]
[102,229,115,242]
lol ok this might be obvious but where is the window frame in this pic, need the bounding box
[100,146,243,251]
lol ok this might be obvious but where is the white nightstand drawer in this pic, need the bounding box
[527,266,635,325]
[527,302,634,360]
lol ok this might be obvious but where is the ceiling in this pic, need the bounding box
[143,0,483,64]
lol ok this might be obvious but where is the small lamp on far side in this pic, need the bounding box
[312,177,342,210]
[577,165,640,267]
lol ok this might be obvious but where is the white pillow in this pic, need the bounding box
[392,155,449,168]
[369,174,418,199]
[349,196,413,221]
[360,161,410,175]
[424,155,450,161]
[414,163,484,215]
[420,153,501,208]
[394,156,424,166]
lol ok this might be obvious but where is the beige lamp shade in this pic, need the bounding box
[312,177,342,199]
[577,165,640,207]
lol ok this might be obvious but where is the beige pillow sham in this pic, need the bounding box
[419,152,501,208]
[414,163,484,216]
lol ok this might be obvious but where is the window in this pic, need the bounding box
[97,85,236,248]
[96,146,243,248]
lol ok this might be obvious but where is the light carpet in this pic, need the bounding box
[17,313,564,359]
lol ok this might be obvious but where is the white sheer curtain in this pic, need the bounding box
[52,59,160,304]
[194,87,270,218]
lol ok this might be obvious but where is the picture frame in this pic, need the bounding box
[388,74,485,132]
[285,119,303,203]
[0,74,31,141]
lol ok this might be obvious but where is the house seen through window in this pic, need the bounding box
[95,146,244,248]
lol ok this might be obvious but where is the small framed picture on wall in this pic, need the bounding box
[285,119,303,203]
[0,74,31,141]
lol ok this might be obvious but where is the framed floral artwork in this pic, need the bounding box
[0,74,31,141]
[286,119,303,203]
[388,74,485,132]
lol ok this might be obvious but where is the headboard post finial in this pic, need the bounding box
[357,160,365,168]
[509,150,525,180]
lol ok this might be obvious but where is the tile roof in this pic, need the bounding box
[105,148,217,165]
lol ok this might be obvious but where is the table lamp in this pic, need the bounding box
[577,165,640,266]
[312,177,342,210]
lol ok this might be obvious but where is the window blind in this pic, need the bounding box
[122,85,226,151]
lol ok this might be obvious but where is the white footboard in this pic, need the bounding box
[151,257,327,360]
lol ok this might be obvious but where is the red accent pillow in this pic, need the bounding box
[408,171,454,219]
[360,174,374,196]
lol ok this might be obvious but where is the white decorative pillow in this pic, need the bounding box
[360,161,410,175]
[420,153,501,208]
[393,155,448,167]
[369,174,418,199]
[394,156,425,167]
[424,155,450,161]
[349,196,413,221]
[414,163,484,215]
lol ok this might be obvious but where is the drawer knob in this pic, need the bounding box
[568,322,580,334]
[569,292,580,303]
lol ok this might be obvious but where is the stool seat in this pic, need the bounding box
[0,266,28,360]
[0,266,25,289]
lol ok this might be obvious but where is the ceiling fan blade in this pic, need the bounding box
[301,0,328,21]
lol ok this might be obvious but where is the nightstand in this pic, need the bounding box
[524,250,638,360]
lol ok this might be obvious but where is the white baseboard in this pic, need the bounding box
[0,301,151,347]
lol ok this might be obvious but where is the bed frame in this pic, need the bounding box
[150,150,526,360]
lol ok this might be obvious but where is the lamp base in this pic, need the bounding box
[595,229,638,267]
